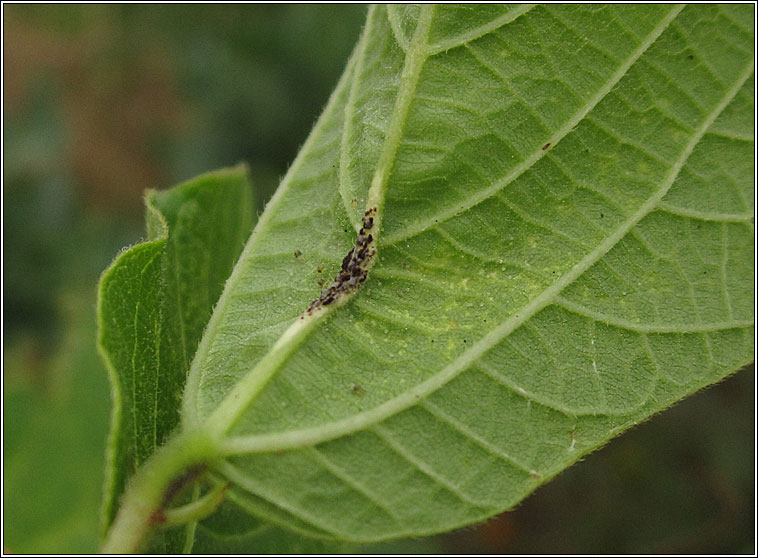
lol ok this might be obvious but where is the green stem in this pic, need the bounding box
[163,482,228,527]
[100,429,218,554]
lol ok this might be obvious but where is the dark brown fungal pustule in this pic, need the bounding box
[341,250,354,271]
[303,207,378,317]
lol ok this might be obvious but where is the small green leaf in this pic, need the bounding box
[97,165,254,551]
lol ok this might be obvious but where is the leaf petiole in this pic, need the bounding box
[162,482,229,528]
[100,429,218,554]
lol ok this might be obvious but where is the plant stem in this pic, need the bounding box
[100,429,218,554]
[163,482,228,527]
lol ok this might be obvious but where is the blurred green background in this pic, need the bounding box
[3,5,754,554]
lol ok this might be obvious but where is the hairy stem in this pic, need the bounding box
[163,482,228,527]
[100,429,217,554]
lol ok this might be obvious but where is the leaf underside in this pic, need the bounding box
[101,4,754,552]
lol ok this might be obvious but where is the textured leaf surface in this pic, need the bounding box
[191,494,353,554]
[97,166,254,550]
[180,4,754,544]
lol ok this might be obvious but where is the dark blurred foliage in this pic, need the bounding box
[2,5,754,554]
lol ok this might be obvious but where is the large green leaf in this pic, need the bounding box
[101,4,754,552]
[179,4,753,543]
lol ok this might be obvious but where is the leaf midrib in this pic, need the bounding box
[191,6,438,440]
[180,47,361,429]
[217,56,755,456]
